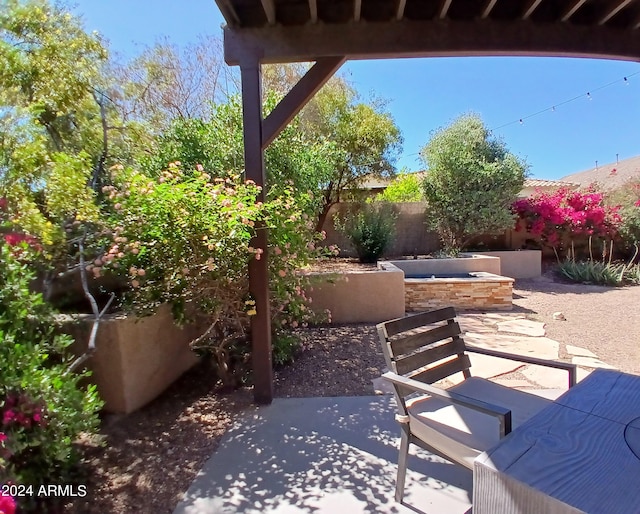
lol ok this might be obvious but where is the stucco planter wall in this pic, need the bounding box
[473,250,542,279]
[306,267,405,324]
[61,304,201,414]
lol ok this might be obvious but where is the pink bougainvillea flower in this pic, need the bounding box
[2,410,15,425]
[0,492,16,514]
[0,433,6,443]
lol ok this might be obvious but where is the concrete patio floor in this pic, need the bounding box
[174,395,473,514]
[174,311,606,514]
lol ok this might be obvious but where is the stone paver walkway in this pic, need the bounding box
[373,312,616,394]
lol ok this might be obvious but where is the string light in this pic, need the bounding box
[491,70,640,131]
[400,70,640,163]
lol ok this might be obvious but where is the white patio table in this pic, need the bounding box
[474,368,640,514]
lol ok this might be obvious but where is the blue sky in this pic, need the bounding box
[75,0,640,180]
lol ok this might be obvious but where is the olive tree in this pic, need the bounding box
[420,113,527,253]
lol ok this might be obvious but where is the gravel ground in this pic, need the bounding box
[64,271,640,513]
[512,275,640,374]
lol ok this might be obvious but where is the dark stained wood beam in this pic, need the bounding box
[354,0,362,21]
[599,0,633,25]
[439,0,453,19]
[262,57,345,148]
[522,0,543,20]
[481,0,498,19]
[260,0,276,25]
[215,0,241,26]
[561,0,587,22]
[239,60,273,405]
[633,13,640,29]
[224,19,640,64]
[396,0,407,20]
[309,0,318,23]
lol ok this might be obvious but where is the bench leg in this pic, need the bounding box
[395,425,410,502]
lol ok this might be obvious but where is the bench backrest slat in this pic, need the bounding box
[390,322,461,356]
[377,307,471,389]
[394,336,466,375]
[382,307,457,337]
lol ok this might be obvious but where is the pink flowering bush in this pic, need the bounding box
[0,241,102,510]
[512,187,621,259]
[98,163,329,385]
[0,488,16,514]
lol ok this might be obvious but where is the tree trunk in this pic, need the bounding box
[315,201,334,232]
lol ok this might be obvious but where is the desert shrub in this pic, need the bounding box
[0,242,102,510]
[98,163,328,386]
[334,203,397,263]
[556,242,640,287]
[557,259,627,286]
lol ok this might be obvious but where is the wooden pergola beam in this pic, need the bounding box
[309,0,318,23]
[260,0,276,25]
[262,57,346,148]
[481,0,498,19]
[396,0,407,21]
[439,0,452,19]
[561,0,587,22]
[224,19,640,64]
[217,0,241,25]
[599,0,633,25]
[522,0,543,20]
[354,0,362,21]
[239,59,272,404]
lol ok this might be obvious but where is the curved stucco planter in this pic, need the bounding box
[61,304,201,414]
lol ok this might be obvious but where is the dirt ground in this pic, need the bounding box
[65,267,640,513]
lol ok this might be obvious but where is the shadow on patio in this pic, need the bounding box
[174,395,472,514]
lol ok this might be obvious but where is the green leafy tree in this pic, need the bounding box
[311,84,402,231]
[143,93,334,216]
[109,36,232,132]
[606,179,640,257]
[0,0,111,257]
[377,170,424,202]
[420,113,527,253]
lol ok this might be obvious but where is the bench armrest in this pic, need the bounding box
[382,371,512,437]
[465,345,577,388]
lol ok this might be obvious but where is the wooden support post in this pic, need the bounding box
[240,60,273,405]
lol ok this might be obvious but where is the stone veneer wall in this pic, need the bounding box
[405,273,513,312]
